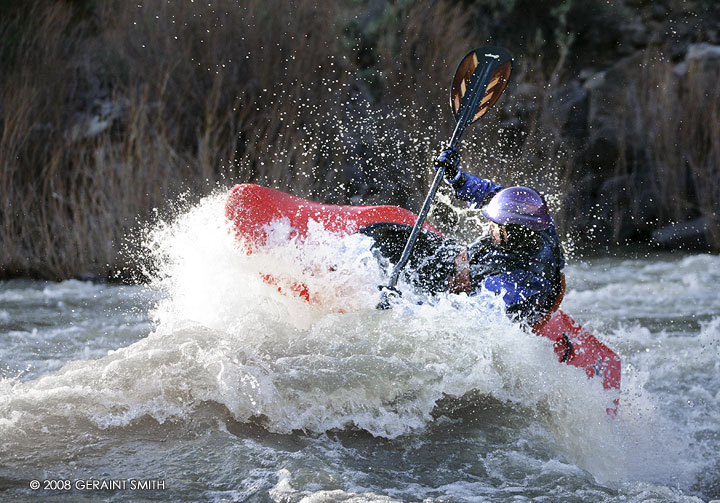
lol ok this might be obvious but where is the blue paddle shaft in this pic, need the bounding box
[386,54,499,290]
[387,165,447,288]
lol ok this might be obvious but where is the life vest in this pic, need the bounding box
[464,225,565,324]
[359,221,565,325]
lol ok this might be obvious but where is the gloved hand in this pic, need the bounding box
[434,146,461,184]
[376,285,402,310]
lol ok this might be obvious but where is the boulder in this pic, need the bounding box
[673,43,720,76]
[66,98,126,142]
[651,217,711,249]
[549,80,588,145]
[584,50,648,149]
[597,173,660,242]
[686,43,720,62]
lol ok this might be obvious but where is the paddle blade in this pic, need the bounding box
[451,47,512,123]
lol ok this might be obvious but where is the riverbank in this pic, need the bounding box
[1,0,718,280]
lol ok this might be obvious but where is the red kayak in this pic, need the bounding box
[225,183,621,396]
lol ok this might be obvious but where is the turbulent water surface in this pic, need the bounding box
[1,195,719,503]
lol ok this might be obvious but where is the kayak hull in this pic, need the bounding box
[225,183,621,394]
[226,183,440,250]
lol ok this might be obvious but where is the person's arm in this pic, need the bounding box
[451,171,504,208]
[434,147,503,208]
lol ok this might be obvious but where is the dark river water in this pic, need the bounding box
[1,195,718,502]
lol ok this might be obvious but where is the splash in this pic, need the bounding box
[0,192,633,483]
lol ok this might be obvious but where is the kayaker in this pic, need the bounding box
[434,146,565,326]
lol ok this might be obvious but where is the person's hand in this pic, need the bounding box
[376,285,402,310]
[434,146,461,182]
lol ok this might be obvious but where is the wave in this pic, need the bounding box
[0,194,660,484]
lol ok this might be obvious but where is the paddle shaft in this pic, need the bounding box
[385,60,496,289]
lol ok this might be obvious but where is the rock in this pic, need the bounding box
[651,217,711,249]
[673,61,688,76]
[74,273,106,283]
[583,51,651,158]
[673,43,720,79]
[355,0,388,31]
[580,136,619,179]
[549,80,588,145]
[598,173,660,242]
[509,82,543,117]
[577,68,598,82]
[66,98,126,142]
[649,4,667,20]
[686,43,720,62]
[682,43,720,74]
[582,70,606,92]
[561,172,606,235]
[620,20,653,48]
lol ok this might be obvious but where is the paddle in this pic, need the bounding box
[378,46,513,309]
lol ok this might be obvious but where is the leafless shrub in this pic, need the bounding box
[2,1,717,280]
[614,52,720,248]
[1,1,361,278]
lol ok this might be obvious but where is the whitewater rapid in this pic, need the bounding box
[1,193,718,501]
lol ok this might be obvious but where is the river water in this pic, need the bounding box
[1,194,718,502]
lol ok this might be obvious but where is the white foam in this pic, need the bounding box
[1,193,706,488]
[562,254,720,324]
[269,469,402,502]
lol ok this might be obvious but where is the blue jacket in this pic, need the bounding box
[451,172,565,323]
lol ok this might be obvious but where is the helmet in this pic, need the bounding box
[481,186,551,231]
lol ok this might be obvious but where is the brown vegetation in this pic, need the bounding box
[1,0,364,279]
[627,55,720,245]
[1,0,718,280]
